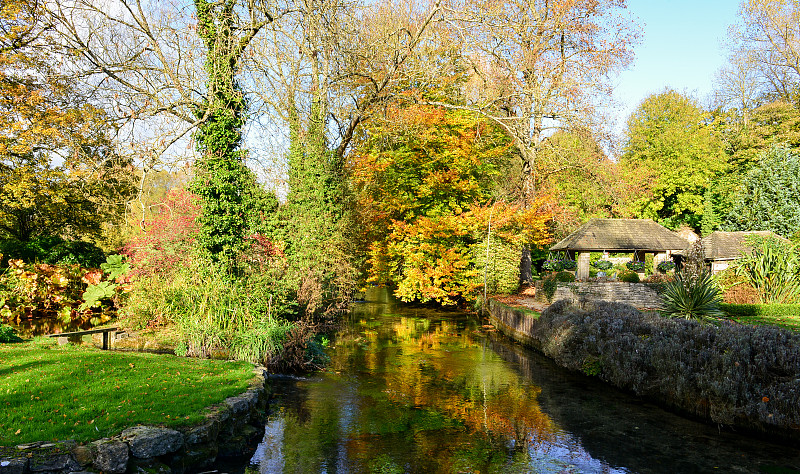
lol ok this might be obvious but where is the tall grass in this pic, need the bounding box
[121,264,302,368]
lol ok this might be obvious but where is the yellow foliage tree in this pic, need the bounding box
[350,104,552,305]
[0,0,132,243]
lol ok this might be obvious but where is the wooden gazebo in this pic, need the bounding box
[550,218,689,280]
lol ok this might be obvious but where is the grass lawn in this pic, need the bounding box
[725,313,800,332]
[0,338,255,445]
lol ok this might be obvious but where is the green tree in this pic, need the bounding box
[281,94,358,315]
[621,89,728,229]
[723,145,800,237]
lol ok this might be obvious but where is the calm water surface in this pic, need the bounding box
[234,289,800,473]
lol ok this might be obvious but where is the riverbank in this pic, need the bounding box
[0,341,270,473]
[487,297,800,444]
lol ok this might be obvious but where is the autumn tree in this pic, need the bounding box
[621,89,727,230]
[433,0,638,200]
[718,100,800,169]
[534,130,630,236]
[350,104,550,304]
[727,0,800,106]
[239,0,446,310]
[0,0,133,244]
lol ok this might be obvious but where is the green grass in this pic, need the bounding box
[720,303,800,332]
[0,338,255,445]
[725,313,800,332]
[518,307,541,319]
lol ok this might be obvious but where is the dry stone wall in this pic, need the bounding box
[548,282,662,309]
[0,366,269,474]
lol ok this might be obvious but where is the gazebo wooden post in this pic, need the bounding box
[576,251,591,280]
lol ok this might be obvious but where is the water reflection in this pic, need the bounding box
[4,312,113,338]
[247,289,800,473]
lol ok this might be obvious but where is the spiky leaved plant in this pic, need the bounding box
[659,270,724,322]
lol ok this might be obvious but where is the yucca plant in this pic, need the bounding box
[659,270,724,322]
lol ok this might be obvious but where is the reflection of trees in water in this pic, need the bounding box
[486,333,800,473]
[8,312,113,339]
[263,289,800,473]
[274,301,608,472]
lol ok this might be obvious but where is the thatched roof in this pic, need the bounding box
[550,218,689,252]
[700,231,783,260]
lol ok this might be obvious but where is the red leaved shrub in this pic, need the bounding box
[122,189,200,279]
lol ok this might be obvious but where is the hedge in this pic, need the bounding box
[528,300,800,442]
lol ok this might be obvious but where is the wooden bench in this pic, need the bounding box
[47,327,118,350]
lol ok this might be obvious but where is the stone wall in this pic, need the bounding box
[0,366,269,474]
[547,282,662,309]
[487,299,538,348]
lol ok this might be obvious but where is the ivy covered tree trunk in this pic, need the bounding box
[190,0,258,273]
[283,88,357,315]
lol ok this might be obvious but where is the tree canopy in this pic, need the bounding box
[350,104,550,304]
[0,0,133,243]
[621,89,728,229]
[723,145,800,238]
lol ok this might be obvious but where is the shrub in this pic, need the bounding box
[541,279,557,302]
[0,259,88,320]
[715,268,759,304]
[732,235,800,304]
[643,273,675,283]
[529,300,800,442]
[121,188,201,279]
[659,271,724,322]
[0,237,106,268]
[0,324,22,343]
[539,272,575,303]
[618,271,640,283]
[642,273,675,295]
[553,271,575,282]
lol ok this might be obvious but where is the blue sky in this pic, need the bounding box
[612,0,743,132]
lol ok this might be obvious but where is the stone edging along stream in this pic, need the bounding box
[0,366,269,474]
[486,298,800,444]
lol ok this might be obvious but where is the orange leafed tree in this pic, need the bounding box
[350,103,551,305]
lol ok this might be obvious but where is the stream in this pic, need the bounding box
[222,289,800,473]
